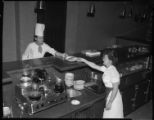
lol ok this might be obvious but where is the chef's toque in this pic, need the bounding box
[35,23,45,37]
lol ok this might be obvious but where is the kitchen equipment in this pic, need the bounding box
[54,77,65,93]
[64,72,74,87]
[15,83,67,115]
[32,69,48,84]
[66,88,82,98]
[74,80,85,90]
[15,69,67,115]
[20,74,32,88]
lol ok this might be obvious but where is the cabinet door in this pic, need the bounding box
[146,72,152,101]
[147,79,152,101]
[75,106,93,118]
[134,80,149,109]
[121,86,136,116]
[91,98,105,118]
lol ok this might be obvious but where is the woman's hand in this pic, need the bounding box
[105,101,112,110]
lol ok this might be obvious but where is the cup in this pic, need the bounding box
[3,106,13,118]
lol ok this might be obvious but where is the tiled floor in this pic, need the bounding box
[125,100,152,120]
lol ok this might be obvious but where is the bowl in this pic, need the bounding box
[74,80,85,90]
[28,91,41,101]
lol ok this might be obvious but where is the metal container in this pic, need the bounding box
[74,80,85,90]
[66,88,82,98]
[64,73,74,87]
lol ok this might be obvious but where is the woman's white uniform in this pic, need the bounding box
[101,65,124,118]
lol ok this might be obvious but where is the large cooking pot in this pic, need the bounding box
[28,91,42,101]
[32,69,48,83]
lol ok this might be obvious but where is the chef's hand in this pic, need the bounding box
[105,101,112,110]
[75,57,85,62]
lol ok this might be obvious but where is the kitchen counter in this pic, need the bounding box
[2,57,86,84]
[6,86,105,118]
[2,56,106,118]
[2,45,151,117]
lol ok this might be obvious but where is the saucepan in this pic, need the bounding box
[28,91,42,101]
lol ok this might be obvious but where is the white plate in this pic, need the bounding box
[66,56,78,62]
[71,100,80,105]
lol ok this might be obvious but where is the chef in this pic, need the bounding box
[22,23,67,60]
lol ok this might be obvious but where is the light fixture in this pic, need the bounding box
[39,0,43,9]
[87,3,95,17]
[119,1,152,23]
[35,0,45,13]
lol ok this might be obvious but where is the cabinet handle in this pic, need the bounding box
[135,85,139,90]
[131,98,136,101]
[132,103,136,110]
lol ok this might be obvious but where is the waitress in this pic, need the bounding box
[76,49,124,118]
[22,23,67,60]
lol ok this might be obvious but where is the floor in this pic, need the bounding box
[125,100,153,120]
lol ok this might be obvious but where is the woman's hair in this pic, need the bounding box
[101,48,118,66]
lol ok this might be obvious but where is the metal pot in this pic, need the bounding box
[28,91,42,101]
[20,76,32,88]
[74,80,85,90]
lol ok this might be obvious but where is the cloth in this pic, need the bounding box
[35,23,45,37]
[100,65,124,118]
[38,45,42,53]
[22,42,56,60]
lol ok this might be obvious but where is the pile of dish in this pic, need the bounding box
[74,80,85,90]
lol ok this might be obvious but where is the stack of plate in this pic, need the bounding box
[65,73,74,87]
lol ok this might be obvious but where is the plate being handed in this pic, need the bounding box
[65,56,79,62]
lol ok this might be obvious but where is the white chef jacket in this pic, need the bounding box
[22,42,56,60]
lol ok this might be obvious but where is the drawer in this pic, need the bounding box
[125,71,147,86]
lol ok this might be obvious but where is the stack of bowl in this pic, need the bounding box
[64,73,74,87]
[74,80,85,90]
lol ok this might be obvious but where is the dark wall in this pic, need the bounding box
[44,1,67,53]
[65,1,151,54]
[0,1,3,50]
